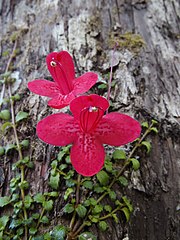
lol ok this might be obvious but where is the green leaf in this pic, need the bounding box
[92,204,103,214]
[64,203,74,214]
[104,158,113,172]
[113,149,126,160]
[0,146,5,156]
[0,196,11,207]
[20,140,30,148]
[94,185,104,193]
[50,225,66,240]
[76,204,87,218]
[82,180,93,189]
[78,232,97,240]
[96,170,109,186]
[64,188,74,201]
[0,215,9,231]
[98,221,108,231]
[112,213,119,223]
[49,172,60,190]
[24,195,33,208]
[122,196,133,213]
[121,207,130,222]
[40,216,49,224]
[44,191,58,198]
[118,176,128,187]
[18,180,29,189]
[108,190,117,201]
[34,193,45,203]
[141,141,151,153]
[1,121,13,132]
[104,205,112,212]
[43,200,53,211]
[150,127,158,134]
[151,119,158,125]
[29,227,37,235]
[5,144,16,154]
[98,83,107,89]
[15,111,28,122]
[130,158,140,171]
[141,121,149,128]
[0,109,11,120]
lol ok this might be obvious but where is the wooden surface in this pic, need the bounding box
[0,0,179,239]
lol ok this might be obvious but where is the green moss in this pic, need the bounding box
[109,31,145,53]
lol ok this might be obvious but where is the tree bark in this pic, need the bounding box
[0,0,179,239]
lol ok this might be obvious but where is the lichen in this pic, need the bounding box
[109,31,145,53]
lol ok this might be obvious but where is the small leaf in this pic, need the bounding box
[44,191,58,198]
[40,216,49,224]
[104,158,113,172]
[50,225,66,240]
[122,196,133,213]
[29,227,37,235]
[108,190,116,201]
[141,121,149,128]
[43,200,53,211]
[15,111,28,122]
[130,158,140,171]
[92,204,103,214]
[0,215,9,231]
[151,119,158,125]
[20,140,30,148]
[78,232,97,240]
[112,213,119,223]
[118,176,128,187]
[64,203,74,214]
[24,195,33,209]
[49,173,60,190]
[141,141,151,153]
[97,83,107,89]
[94,185,104,193]
[76,204,87,218]
[34,193,45,203]
[1,122,13,132]
[0,196,11,207]
[0,146,5,156]
[96,170,109,186]
[121,207,130,222]
[0,109,11,120]
[64,188,74,201]
[113,149,126,160]
[150,127,158,134]
[5,144,16,154]
[82,180,93,189]
[98,221,108,231]
[104,205,112,212]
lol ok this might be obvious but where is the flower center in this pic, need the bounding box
[50,58,74,95]
[79,106,104,133]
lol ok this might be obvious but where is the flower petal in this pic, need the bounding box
[73,72,98,95]
[28,79,60,97]
[36,113,77,146]
[47,92,75,109]
[96,112,141,146]
[70,94,109,120]
[46,51,75,94]
[70,133,105,176]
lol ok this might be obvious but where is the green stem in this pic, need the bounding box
[99,206,120,221]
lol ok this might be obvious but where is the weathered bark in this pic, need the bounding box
[0,0,179,239]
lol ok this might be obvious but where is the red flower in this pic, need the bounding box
[36,94,141,176]
[28,51,98,109]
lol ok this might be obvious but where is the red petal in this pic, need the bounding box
[70,134,105,176]
[28,80,60,97]
[73,72,98,95]
[70,94,109,120]
[47,92,75,109]
[37,113,77,146]
[96,112,141,146]
[46,51,75,94]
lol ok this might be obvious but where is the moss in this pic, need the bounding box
[109,31,145,53]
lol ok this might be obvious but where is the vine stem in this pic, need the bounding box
[0,39,17,107]
[106,43,118,114]
[72,123,154,238]
[66,174,81,240]
[6,40,28,240]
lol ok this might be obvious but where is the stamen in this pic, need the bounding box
[50,61,57,67]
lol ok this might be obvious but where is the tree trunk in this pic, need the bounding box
[0,0,179,240]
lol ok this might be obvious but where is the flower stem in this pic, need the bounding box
[106,43,117,114]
